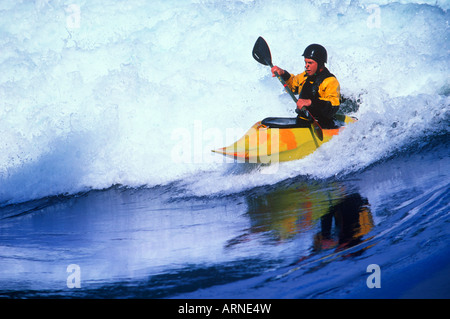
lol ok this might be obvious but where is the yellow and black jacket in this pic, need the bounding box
[281,68,340,128]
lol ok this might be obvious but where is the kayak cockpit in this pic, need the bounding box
[261,113,351,129]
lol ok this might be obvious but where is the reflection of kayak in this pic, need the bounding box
[212,114,357,163]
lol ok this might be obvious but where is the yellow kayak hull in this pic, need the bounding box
[212,115,357,163]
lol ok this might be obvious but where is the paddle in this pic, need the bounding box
[252,36,323,141]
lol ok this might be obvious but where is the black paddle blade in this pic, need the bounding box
[252,36,272,67]
[298,108,324,141]
[312,122,324,141]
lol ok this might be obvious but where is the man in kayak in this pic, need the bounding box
[271,44,340,128]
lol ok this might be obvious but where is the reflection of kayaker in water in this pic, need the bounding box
[225,183,374,257]
[271,44,340,129]
[313,193,373,253]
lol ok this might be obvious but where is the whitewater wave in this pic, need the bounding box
[0,0,449,205]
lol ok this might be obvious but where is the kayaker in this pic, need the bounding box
[271,44,340,128]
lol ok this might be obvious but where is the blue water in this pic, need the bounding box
[0,0,449,299]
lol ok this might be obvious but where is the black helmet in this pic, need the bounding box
[302,44,327,64]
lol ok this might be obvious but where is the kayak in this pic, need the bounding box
[212,114,357,163]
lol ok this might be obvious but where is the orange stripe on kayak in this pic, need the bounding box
[279,129,297,150]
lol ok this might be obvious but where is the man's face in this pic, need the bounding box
[304,58,318,76]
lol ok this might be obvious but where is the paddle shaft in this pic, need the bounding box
[270,65,298,102]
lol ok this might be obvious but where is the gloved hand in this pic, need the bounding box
[271,66,285,77]
[296,98,312,111]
